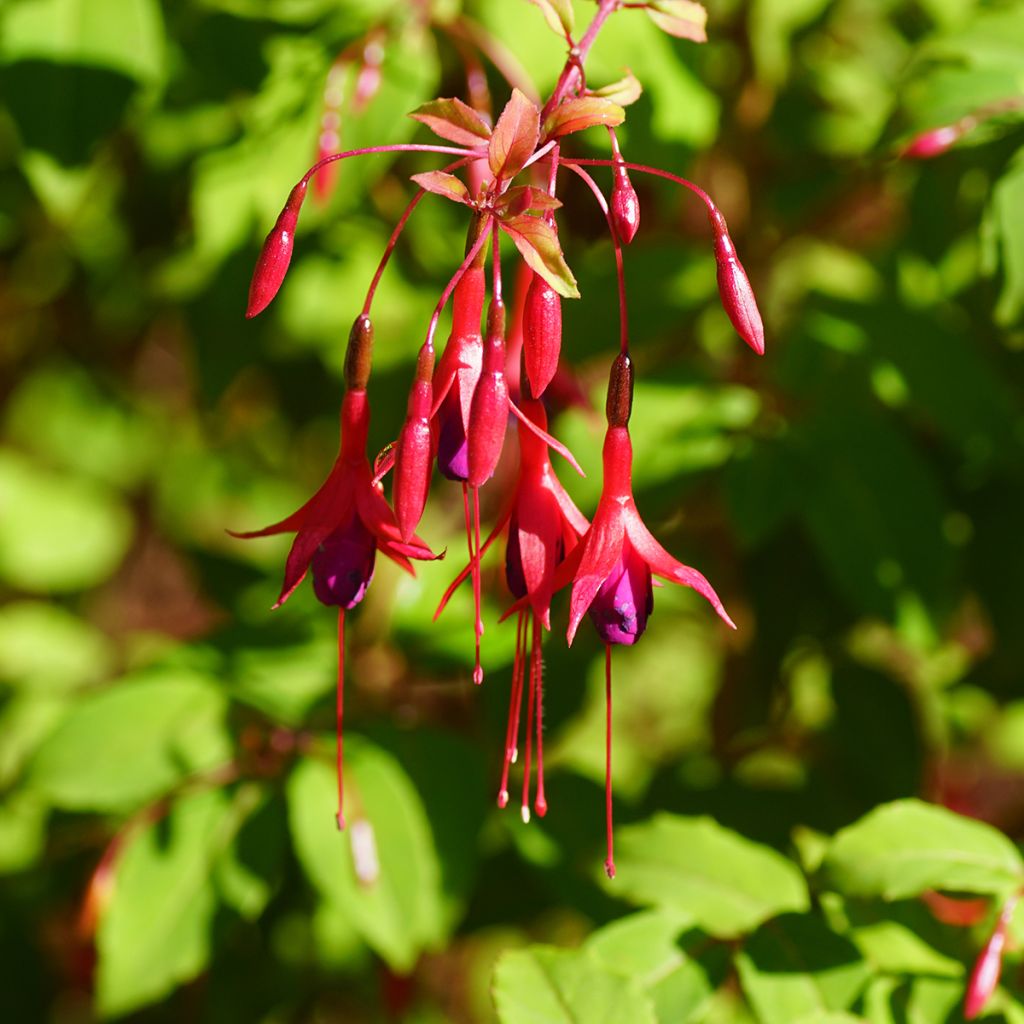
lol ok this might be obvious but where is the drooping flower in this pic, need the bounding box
[231,315,436,828]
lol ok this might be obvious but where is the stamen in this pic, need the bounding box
[336,608,346,831]
[520,623,537,823]
[472,485,485,684]
[604,643,615,879]
[533,614,547,818]
[461,483,483,685]
[498,610,527,808]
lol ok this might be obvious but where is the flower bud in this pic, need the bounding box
[964,896,1017,1020]
[467,300,509,488]
[394,348,435,541]
[523,272,562,398]
[605,352,634,428]
[902,123,964,160]
[247,180,308,318]
[589,547,653,646]
[707,206,765,356]
[311,514,377,608]
[344,314,374,391]
[611,164,640,244]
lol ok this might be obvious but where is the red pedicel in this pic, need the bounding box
[246,179,308,318]
[610,163,640,244]
[707,205,765,356]
[523,271,562,398]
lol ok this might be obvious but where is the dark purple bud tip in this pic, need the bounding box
[589,548,653,646]
[311,515,377,608]
[436,388,469,482]
[246,180,308,319]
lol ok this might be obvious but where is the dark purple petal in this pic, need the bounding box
[588,545,653,646]
[436,386,469,482]
[311,514,377,608]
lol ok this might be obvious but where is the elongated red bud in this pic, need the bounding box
[247,180,308,318]
[708,206,765,356]
[394,347,435,541]
[902,123,965,160]
[467,300,508,487]
[611,164,640,244]
[964,896,1018,1019]
[523,272,562,397]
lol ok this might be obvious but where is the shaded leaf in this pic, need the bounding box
[591,72,644,107]
[489,88,540,180]
[608,814,809,938]
[646,1,708,42]
[543,97,625,139]
[494,945,657,1024]
[410,170,470,204]
[499,213,579,298]
[822,800,1024,900]
[409,96,492,147]
[525,0,574,39]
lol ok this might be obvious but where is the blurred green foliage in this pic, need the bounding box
[1,0,1024,1021]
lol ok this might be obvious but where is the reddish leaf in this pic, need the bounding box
[488,88,540,181]
[499,214,578,299]
[410,171,471,205]
[497,185,562,218]
[409,97,492,147]
[525,0,574,38]
[543,97,625,140]
[646,0,708,42]
[590,71,643,107]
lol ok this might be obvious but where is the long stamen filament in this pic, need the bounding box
[336,609,347,831]
[472,485,484,685]
[499,610,527,807]
[533,614,547,817]
[521,629,537,823]
[604,643,615,879]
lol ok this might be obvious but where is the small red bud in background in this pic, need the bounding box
[901,123,965,160]
[964,895,1018,1020]
[246,180,308,318]
[707,205,765,356]
[611,164,640,244]
[467,300,508,487]
[523,272,562,398]
[394,347,435,541]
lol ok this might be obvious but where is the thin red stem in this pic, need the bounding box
[299,143,478,189]
[362,156,472,315]
[533,614,547,817]
[336,609,346,831]
[604,643,615,879]
[558,156,716,213]
[542,0,621,119]
[565,162,629,355]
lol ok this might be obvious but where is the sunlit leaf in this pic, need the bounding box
[410,96,491,147]
[489,88,540,180]
[543,97,625,139]
[499,213,579,298]
[591,71,644,107]
[525,0,574,39]
[646,0,708,43]
[410,170,471,204]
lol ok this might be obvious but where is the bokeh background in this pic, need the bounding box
[2,0,1024,1021]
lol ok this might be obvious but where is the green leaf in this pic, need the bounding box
[0,449,132,593]
[499,214,579,298]
[992,148,1024,326]
[609,814,810,938]
[286,742,445,972]
[543,97,625,139]
[214,788,285,921]
[735,914,871,1024]
[822,799,1024,900]
[493,945,657,1024]
[525,0,574,39]
[489,88,540,181]
[410,96,491,147]
[96,787,251,1016]
[0,791,48,874]
[591,72,643,107]
[410,170,471,204]
[0,0,166,84]
[646,1,708,43]
[30,670,232,812]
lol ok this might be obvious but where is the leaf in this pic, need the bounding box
[609,814,810,938]
[214,788,285,921]
[30,670,232,812]
[591,71,644,107]
[286,742,445,972]
[735,914,871,1024]
[822,799,1024,900]
[496,185,562,217]
[489,88,540,180]
[992,149,1024,326]
[543,97,626,139]
[525,0,574,39]
[410,170,470,204]
[493,945,657,1024]
[499,213,579,298]
[96,787,251,1016]
[409,96,491,147]
[646,0,708,42]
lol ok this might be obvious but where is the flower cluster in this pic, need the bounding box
[236,0,762,875]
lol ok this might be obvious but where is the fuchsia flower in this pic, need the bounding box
[232,315,436,828]
[964,894,1019,1019]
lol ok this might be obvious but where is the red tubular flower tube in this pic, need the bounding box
[467,298,509,489]
[523,272,562,398]
[393,345,435,542]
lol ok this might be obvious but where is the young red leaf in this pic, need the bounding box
[489,88,540,181]
[590,71,643,108]
[646,0,708,42]
[410,171,471,205]
[410,97,492,147]
[499,214,579,299]
[525,0,574,38]
[543,97,625,140]
[497,185,562,218]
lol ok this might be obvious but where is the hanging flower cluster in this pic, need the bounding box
[236,0,763,877]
